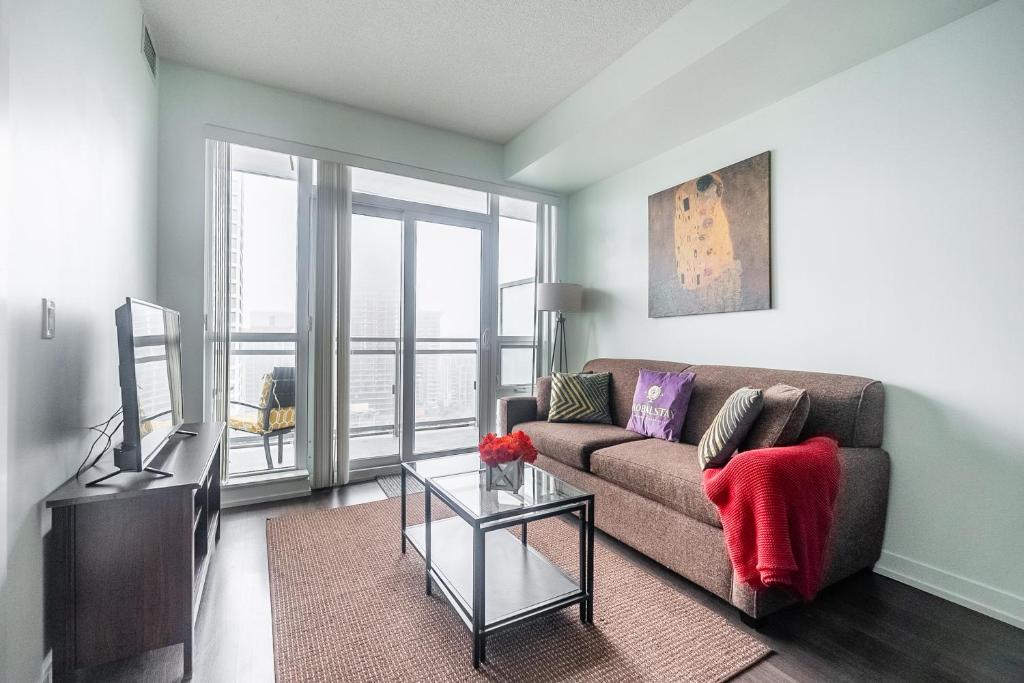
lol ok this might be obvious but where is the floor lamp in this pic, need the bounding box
[537,283,582,374]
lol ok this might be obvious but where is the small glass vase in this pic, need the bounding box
[485,459,524,492]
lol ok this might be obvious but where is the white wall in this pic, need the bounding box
[0,1,159,680]
[156,62,508,421]
[567,0,1024,628]
[0,0,11,594]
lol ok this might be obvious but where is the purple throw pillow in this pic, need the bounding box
[626,369,696,441]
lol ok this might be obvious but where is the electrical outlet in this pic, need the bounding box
[41,298,56,339]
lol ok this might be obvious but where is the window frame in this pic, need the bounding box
[205,127,566,490]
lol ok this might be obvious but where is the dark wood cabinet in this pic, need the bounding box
[46,422,224,680]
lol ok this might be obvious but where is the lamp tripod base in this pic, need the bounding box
[549,314,569,374]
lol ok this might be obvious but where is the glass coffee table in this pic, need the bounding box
[400,455,595,668]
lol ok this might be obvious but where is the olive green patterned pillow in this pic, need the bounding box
[698,387,764,469]
[548,372,612,424]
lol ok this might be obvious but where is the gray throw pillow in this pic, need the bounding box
[548,372,612,424]
[698,387,764,469]
[742,384,810,450]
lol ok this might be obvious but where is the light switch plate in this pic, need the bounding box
[41,298,56,339]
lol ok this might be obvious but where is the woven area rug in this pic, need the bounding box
[267,496,770,682]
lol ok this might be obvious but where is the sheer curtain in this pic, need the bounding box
[204,139,231,480]
[310,160,350,488]
[335,166,352,486]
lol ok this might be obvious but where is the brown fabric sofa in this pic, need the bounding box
[498,358,890,621]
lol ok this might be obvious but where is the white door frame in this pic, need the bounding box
[349,195,493,471]
[220,152,314,481]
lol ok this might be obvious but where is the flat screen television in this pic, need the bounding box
[112,298,185,474]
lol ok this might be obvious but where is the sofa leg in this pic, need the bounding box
[738,610,763,630]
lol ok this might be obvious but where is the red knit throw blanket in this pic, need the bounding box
[702,436,841,602]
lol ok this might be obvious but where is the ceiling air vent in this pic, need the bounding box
[141,20,157,79]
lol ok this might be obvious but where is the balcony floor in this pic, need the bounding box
[226,425,479,477]
[349,425,478,461]
[228,438,297,477]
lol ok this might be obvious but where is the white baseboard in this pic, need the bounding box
[875,550,1024,630]
[348,463,400,483]
[222,472,311,508]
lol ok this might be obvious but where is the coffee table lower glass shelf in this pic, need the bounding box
[400,459,595,668]
[405,518,582,624]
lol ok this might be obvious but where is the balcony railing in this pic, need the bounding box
[225,334,481,474]
[350,336,479,460]
[226,332,299,476]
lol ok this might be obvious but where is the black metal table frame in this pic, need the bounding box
[399,463,595,668]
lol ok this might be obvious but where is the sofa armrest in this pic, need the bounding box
[731,445,891,619]
[825,446,891,583]
[498,396,539,435]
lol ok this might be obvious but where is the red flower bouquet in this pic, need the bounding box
[478,431,538,467]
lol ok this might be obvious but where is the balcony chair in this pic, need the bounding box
[228,366,296,470]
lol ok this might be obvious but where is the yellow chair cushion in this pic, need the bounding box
[228,373,296,435]
[229,410,295,435]
[228,414,264,435]
[267,406,296,431]
[259,375,273,408]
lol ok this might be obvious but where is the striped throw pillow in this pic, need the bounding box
[698,387,764,470]
[548,372,612,424]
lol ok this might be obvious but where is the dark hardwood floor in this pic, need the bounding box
[75,481,1024,682]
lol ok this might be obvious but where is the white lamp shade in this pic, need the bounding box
[536,283,582,312]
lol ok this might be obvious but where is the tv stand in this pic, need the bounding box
[84,464,174,487]
[46,422,224,681]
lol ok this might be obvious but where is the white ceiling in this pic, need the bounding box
[505,0,994,192]
[140,0,690,143]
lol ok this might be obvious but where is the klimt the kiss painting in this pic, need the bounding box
[648,152,771,317]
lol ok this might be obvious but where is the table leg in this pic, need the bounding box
[586,497,595,624]
[400,467,407,554]
[424,482,432,596]
[473,525,486,668]
[521,520,528,546]
[578,505,586,623]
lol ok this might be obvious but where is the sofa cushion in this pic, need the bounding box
[743,384,810,450]
[590,439,722,528]
[549,372,613,424]
[582,358,693,428]
[515,421,644,470]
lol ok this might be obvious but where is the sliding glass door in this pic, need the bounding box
[412,220,482,457]
[348,204,487,469]
[222,145,312,478]
[349,213,403,463]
